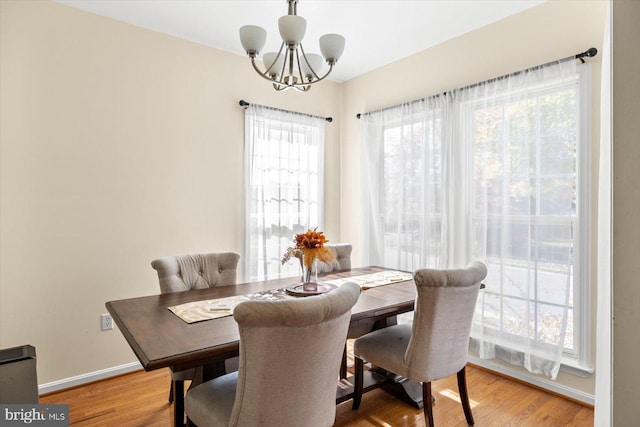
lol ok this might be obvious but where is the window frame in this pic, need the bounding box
[366,64,592,372]
[572,64,591,370]
[243,108,325,282]
[463,64,592,369]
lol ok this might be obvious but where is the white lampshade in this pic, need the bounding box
[300,53,324,78]
[263,52,285,76]
[278,15,307,44]
[319,34,345,63]
[239,25,267,55]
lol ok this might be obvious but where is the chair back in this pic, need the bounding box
[151,252,240,293]
[316,243,352,273]
[404,261,487,382]
[229,282,361,427]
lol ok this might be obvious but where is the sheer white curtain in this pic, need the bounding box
[361,97,447,272]
[362,59,583,378]
[462,60,579,379]
[243,104,325,282]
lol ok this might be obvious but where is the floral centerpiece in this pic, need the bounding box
[282,228,334,291]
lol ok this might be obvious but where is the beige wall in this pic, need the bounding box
[612,0,640,424]
[339,0,607,398]
[0,0,340,383]
[0,0,616,405]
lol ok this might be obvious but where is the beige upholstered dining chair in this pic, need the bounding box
[295,243,363,378]
[293,243,352,273]
[351,261,487,427]
[316,243,352,273]
[151,252,240,421]
[185,282,361,427]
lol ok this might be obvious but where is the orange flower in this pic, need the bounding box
[294,228,328,250]
[281,228,334,268]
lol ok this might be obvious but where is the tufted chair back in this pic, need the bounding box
[184,282,361,427]
[150,251,242,423]
[351,262,487,426]
[405,261,487,382]
[151,252,240,294]
[295,243,352,274]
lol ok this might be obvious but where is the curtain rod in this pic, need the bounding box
[356,47,598,119]
[239,100,333,123]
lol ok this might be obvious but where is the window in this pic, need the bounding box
[361,61,591,377]
[469,66,591,371]
[361,100,446,272]
[383,112,444,269]
[243,104,325,282]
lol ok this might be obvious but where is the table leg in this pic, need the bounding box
[178,361,228,427]
[201,360,226,383]
[381,374,425,409]
[173,379,184,427]
[344,315,429,409]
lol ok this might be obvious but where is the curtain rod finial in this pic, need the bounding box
[576,48,598,61]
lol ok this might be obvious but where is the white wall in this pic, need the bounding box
[0,0,340,383]
[339,0,607,398]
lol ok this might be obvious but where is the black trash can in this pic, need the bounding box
[0,345,39,404]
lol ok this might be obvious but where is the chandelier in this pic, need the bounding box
[239,0,345,92]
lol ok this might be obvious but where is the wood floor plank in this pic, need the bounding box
[41,365,593,426]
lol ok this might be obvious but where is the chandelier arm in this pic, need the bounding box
[251,57,282,83]
[250,50,288,89]
[263,42,286,76]
[298,44,321,81]
[285,64,334,88]
[294,48,308,87]
[278,47,291,86]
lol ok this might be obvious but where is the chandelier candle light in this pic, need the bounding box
[239,0,345,92]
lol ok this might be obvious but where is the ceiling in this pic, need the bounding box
[55,0,545,83]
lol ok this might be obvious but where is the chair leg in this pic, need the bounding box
[352,356,364,410]
[340,344,348,379]
[422,382,435,427]
[168,380,174,403]
[457,366,474,425]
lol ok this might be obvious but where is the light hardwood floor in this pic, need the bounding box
[41,364,593,426]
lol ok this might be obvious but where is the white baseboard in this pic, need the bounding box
[468,355,595,406]
[39,358,595,406]
[38,361,142,395]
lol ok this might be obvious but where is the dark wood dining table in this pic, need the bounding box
[106,266,418,426]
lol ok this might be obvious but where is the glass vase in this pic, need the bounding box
[302,254,318,292]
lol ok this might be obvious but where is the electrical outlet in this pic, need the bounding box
[101,313,113,331]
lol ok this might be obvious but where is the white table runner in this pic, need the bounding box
[168,270,413,324]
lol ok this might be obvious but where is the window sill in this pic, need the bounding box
[468,355,595,406]
[560,358,594,378]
